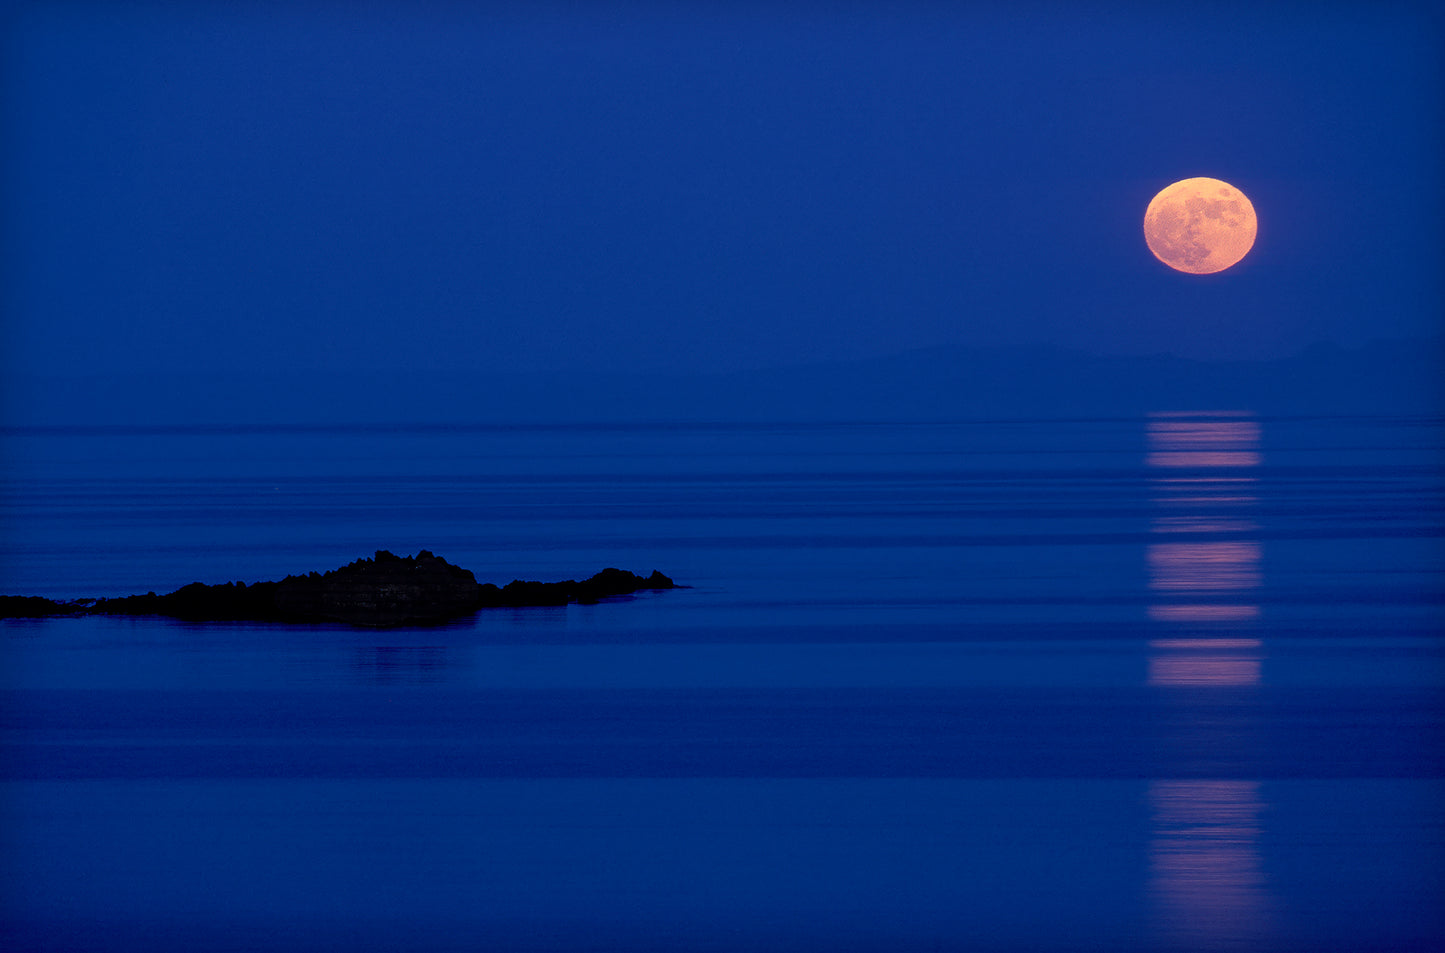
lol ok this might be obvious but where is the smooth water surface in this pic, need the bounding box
[2,415,1442,951]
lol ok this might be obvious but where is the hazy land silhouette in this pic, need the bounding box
[7,337,1439,429]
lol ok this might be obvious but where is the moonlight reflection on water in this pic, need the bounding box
[1145,412,1273,948]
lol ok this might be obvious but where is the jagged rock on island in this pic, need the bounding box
[0,550,677,627]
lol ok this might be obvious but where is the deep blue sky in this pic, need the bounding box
[3,1,1441,381]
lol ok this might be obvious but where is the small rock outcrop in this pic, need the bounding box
[0,551,677,627]
[271,550,483,626]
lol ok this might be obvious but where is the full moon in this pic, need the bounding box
[1143,177,1257,274]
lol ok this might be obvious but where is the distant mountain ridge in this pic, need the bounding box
[6,338,1440,427]
[739,336,1444,419]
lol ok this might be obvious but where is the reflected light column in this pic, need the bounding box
[1150,780,1270,951]
[1146,412,1263,687]
[1144,411,1273,949]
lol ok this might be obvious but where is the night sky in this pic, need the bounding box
[3,1,1441,388]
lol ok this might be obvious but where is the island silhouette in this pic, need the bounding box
[0,550,676,627]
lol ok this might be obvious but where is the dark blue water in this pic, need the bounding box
[2,415,1442,951]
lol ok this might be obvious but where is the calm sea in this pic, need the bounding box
[2,415,1442,952]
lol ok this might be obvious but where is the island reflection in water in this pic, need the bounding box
[1145,411,1273,949]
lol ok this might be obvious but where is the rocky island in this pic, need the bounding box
[0,550,677,627]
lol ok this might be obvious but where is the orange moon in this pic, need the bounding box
[1143,177,1257,274]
